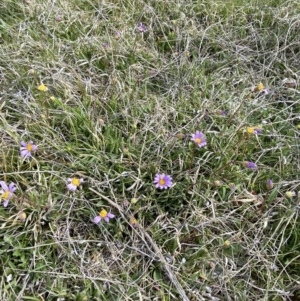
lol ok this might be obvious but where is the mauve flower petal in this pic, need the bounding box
[3,200,9,207]
[20,141,27,147]
[107,213,115,218]
[67,183,77,191]
[104,217,109,222]
[154,175,160,183]
[244,161,257,169]
[79,178,84,183]
[8,183,16,192]
[93,216,101,224]
[31,145,38,151]
[0,181,8,191]
[164,180,171,186]
[21,149,30,158]
[165,175,172,181]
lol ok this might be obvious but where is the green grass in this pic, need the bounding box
[0,0,300,300]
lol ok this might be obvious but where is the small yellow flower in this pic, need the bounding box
[246,127,262,135]
[99,209,108,218]
[131,197,138,204]
[130,217,138,227]
[224,240,231,247]
[247,127,255,134]
[38,84,48,92]
[285,191,295,199]
[255,82,264,92]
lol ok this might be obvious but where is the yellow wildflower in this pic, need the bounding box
[285,191,295,199]
[255,82,264,92]
[38,84,48,92]
[224,240,231,248]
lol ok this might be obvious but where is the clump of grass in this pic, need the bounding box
[0,0,300,300]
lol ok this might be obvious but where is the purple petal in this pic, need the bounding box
[20,141,27,147]
[21,149,30,158]
[67,184,77,191]
[244,161,257,169]
[31,145,38,151]
[93,216,101,224]
[8,182,16,192]
[3,200,9,207]
[153,175,160,183]
[104,217,110,222]
[0,181,8,191]
[79,178,84,183]
[107,213,115,219]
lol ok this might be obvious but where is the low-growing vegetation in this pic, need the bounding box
[0,0,300,300]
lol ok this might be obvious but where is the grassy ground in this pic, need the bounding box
[0,0,300,300]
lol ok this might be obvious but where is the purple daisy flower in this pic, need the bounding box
[67,178,84,191]
[137,23,147,33]
[154,173,172,189]
[191,131,207,148]
[94,209,115,224]
[20,141,37,159]
[0,181,17,207]
[243,161,257,169]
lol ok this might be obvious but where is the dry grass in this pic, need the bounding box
[0,0,300,300]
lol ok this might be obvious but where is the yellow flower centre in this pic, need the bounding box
[130,218,137,225]
[1,191,10,200]
[26,143,33,151]
[195,137,202,144]
[159,178,166,186]
[38,84,48,92]
[71,178,80,186]
[99,209,108,218]
[257,82,264,91]
[247,127,255,134]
